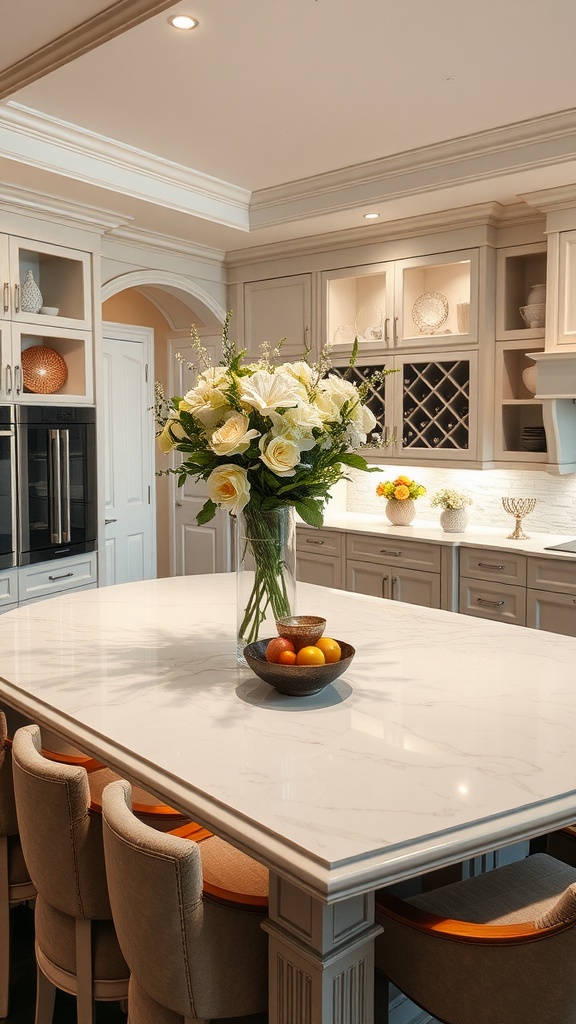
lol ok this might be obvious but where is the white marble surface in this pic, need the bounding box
[313,511,576,559]
[1,574,576,901]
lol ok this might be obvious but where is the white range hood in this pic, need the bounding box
[530,352,576,474]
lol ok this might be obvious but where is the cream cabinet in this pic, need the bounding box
[243,274,312,359]
[296,527,344,589]
[0,568,18,613]
[526,556,576,636]
[324,248,478,359]
[17,552,97,605]
[553,230,576,348]
[494,340,546,463]
[458,546,527,625]
[346,533,442,609]
[0,234,93,405]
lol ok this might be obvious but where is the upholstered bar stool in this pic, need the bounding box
[11,724,129,1024]
[0,711,36,1019]
[375,852,576,1024]
[102,777,268,1024]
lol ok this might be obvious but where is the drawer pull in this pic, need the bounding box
[306,539,325,546]
[476,598,505,608]
[380,549,401,557]
[48,572,74,582]
[477,562,506,572]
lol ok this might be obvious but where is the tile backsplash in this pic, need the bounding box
[345,466,576,536]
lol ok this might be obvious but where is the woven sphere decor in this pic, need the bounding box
[21,345,68,394]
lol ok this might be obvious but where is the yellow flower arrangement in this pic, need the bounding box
[376,475,426,501]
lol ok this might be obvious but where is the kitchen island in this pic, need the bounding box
[1,574,576,1024]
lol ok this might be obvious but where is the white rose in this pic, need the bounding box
[182,378,230,429]
[240,370,306,415]
[259,436,301,477]
[157,418,187,453]
[318,375,359,413]
[207,464,250,515]
[277,361,316,388]
[209,412,260,456]
[269,403,323,440]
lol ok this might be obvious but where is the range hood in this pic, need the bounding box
[530,352,576,474]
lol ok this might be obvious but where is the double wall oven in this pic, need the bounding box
[0,405,96,569]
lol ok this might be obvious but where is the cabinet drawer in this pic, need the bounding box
[459,578,526,625]
[527,556,576,596]
[346,533,441,572]
[526,589,576,636]
[19,554,97,603]
[459,547,526,585]
[297,527,343,559]
[0,569,18,609]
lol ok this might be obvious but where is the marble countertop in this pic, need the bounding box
[300,511,576,559]
[1,575,576,901]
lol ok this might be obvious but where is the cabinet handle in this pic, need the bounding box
[381,574,389,599]
[13,284,19,313]
[393,317,399,343]
[48,572,74,582]
[2,282,8,313]
[384,318,390,345]
[476,598,505,608]
[380,548,401,556]
[5,364,12,395]
[105,518,117,525]
[14,365,21,395]
[306,538,325,546]
[477,562,505,571]
[391,576,398,597]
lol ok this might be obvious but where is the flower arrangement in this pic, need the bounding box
[376,475,426,501]
[430,488,472,510]
[155,313,392,647]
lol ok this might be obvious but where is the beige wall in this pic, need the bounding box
[102,288,190,579]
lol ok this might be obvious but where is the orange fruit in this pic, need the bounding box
[296,645,326,666]
[315,637,341,663]
[278,649,297,665]
[266,637,296,663]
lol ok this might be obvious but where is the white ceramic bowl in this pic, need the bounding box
[40,306,59,316]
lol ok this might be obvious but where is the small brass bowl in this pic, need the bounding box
[244,639,355,697]
[275,615,326,651]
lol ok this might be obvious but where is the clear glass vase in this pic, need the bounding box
[236,506,296,663]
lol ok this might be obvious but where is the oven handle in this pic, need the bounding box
[49,429,72,545]
[60,429,71,544]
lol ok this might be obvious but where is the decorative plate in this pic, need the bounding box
[355,305,384,342]
[21,345,68,394]
[412,292,449,333]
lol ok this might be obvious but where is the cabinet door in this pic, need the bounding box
[526,589,576,636]
[323,262,394,358]
[459,578,526,626]
[0,324,17,402]
[297,550,344,590]
[347,558,440,608]
[9,237,92,330]
[395,249,478,347]
[556,230,576,347]
[244,275,311,360]
[15,324,93,404]
[0,569,18,610]
[0,235,9,322]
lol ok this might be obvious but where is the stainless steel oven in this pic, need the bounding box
[0,406,16,570]
[16,406,96,565]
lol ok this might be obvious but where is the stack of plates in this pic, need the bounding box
[521,426,547,452]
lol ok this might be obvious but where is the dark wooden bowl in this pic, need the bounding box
[243,639,355,696]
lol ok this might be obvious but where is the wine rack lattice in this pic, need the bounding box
[402,361,469,449]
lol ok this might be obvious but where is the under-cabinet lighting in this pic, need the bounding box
[364,212,379,220]
[168,14,199,30]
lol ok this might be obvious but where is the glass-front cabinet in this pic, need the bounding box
[324,248,478,358]
[0,235,91,330]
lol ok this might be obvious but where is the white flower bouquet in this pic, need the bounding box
[156,313,391,647]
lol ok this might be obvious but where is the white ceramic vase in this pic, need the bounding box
[526,283,546,305]
[20,270,43,313]
[440,508,468,533]
[385,499,416,526]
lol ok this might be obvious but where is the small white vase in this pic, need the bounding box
[20,270,43,313]
[440,508,468,533]
[526,283,546,305]
[385,499,416,526]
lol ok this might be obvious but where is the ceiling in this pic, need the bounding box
[3,0,576,256]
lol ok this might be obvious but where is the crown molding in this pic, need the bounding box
[0,102,251,231]
[249,108,576,229]
[0,181,130,232]
[104,224,226,266]
[0,0,181,99]
[519,183,576,213]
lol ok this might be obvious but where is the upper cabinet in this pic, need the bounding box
[243,274,311,360]
[0,234,93,406]
[553,229,576,348]
[324,248,478,359]
[495,243,547,342]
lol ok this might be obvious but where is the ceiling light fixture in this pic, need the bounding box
[168,14,199,30]
[364,212,379,220]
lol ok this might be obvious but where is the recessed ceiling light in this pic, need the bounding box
[364,212,379,220]
[168,14,199,30]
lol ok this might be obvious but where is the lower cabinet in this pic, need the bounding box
[296,527,344,589]
[0,552,98,610]
[346,533,442,609]
[526,556,576,636]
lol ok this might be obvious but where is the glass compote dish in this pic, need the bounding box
[502,497,536,540]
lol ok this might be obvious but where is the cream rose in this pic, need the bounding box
[207,464,250,515]
[157,418,187,453]
[240,370,305,415]
[182,378,230,429]
[209,412,260,456]
[259,436,301,477]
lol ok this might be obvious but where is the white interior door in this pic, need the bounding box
[102,324,156,585]
[168,334,231,576]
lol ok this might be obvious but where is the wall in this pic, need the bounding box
[101,288,190,578]
[347,464,576,537]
